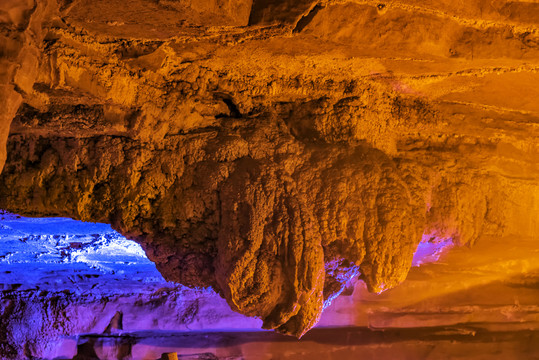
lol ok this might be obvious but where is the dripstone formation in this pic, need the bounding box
[1,0,538,337]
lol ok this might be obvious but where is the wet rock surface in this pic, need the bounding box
[0,0,538,341]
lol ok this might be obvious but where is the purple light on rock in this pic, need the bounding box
[323,259,360,309]
[412,232,454,267]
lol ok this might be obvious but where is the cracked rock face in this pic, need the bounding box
[1,0,538,337]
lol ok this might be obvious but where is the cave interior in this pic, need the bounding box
[0,0,538,359]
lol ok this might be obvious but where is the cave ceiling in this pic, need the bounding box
[0,0,538,337]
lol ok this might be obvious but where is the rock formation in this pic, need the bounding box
[0,0,538,337]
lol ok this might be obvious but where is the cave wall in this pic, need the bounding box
[0,0,538,337]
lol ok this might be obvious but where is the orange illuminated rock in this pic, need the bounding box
[0,0,538,337]
[0,0,57,172]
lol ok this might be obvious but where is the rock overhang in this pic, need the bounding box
[0,0,538,338]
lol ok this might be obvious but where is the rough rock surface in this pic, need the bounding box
[0,212,263,359]
[1,214,538,359]
[0,0,538,337]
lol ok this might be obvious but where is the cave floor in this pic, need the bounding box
[76,326,539,360]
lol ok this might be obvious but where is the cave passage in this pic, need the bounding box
[1,0,539,357]
[0,209,164,290]
[0,210,445,298]
[2,211,538,359]
[0,210,453,298]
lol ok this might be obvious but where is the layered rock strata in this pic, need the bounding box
[0,0,538,337]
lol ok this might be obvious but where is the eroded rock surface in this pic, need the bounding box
[0,0,538,337]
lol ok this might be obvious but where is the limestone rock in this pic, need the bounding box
[0,0,538,337]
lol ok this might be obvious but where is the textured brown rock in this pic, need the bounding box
[0,0,56,171]
[0,0,538,337]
